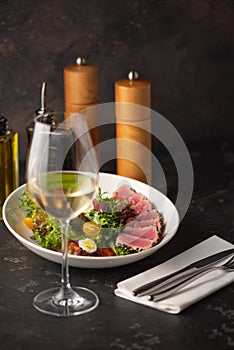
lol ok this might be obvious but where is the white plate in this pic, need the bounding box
[2,173,179,268]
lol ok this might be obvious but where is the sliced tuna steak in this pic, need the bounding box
[114,185,164,252]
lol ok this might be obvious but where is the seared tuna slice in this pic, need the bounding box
[131,199,152,215]
[123,226,160,241]
[127,219,157,228]
[112,185,135,201]
[155,216,163,232]
[112,185,152,216]
[116,233,154,251]
[135,209,160,221]
[128,192,152,215]
[129,192,145,205]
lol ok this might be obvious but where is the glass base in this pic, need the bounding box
[33,286,99,317]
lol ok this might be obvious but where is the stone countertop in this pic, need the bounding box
[0,139,233,350]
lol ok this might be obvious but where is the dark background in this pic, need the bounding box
[0,2,234,348]
[0,0,233,165]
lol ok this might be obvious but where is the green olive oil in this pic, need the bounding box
[0,116,19,220]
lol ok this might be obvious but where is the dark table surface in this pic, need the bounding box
[0,139,233,350]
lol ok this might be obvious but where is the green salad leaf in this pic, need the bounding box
[19,191,62,251]
[19,190,39,218]
[32,209,62,251]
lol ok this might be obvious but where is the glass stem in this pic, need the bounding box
[60,219,71,292]
[53,219,80,307]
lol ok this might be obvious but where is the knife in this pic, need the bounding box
[132,248,234,297]
[148,253,234,301]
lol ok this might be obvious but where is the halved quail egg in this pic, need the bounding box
[78,238,97,254]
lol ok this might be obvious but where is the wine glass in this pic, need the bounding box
[27,112,99,316]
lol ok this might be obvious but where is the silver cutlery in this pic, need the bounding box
[148,254,234,301]
[132,248,234,297]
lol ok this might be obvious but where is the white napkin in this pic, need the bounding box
[114,235,234,314]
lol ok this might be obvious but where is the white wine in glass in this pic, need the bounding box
[27,112,99,316]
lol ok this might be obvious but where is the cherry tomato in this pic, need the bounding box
[68,241,81,255]
[98,248,116,256]
[83,222,100,237]
[24,217,33,230]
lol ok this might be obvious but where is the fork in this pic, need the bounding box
[148,254,234,302]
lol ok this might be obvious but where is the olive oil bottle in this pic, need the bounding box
[0,115,19,220]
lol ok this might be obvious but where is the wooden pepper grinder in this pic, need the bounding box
[63,57,99,147]
[115,71,152,184]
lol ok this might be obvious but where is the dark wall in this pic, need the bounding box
[0,0,233,162]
